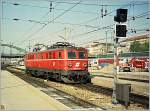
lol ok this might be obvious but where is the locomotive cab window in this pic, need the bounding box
[68,51,76,59]
[79,51,86,59]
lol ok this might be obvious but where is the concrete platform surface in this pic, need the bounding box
[0,70,70,110]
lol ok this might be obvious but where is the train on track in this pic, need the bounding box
[24,42,91,83]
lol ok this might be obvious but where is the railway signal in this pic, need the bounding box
[114,9,128,23]
[112,8,128,104]
[116,24,127,37]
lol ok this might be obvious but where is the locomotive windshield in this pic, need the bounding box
[79,52,86,59]
[68,51,76,59]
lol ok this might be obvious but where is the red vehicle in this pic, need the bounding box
[131,58,149,70]
[24,42,91,83]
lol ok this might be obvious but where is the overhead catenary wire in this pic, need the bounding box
[78,27,149,47]
[16,0,81,45]
[26,0,137,45]
[15,2,60,45]
[36,0,150,7]
[2,10,149,30]
[64,0,137,36]
[3,1,149,8]
[15,11,50,45]
[71,10,150,39]
[2,0,138,45]
[3,1,149,15]
[3,0,148,47]
[2,1,99,15]
[73,13,150,46]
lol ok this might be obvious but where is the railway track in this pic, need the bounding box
[91,74,149,83]
[5,67,104,110]
[74,84,149,108]
[6,66,149,110]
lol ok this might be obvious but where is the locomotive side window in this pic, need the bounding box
[46,53,48,59]
[79,52,86,59]
[42,53,45,59]
[49,52,52,59]
[53,52,55,59]
[41,53,43,59]
[68,51,76,59]
[36,54,38,59]
[58,52,62,59]
[38,53,41,59]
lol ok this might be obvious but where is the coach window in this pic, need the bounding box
[58,52,62,59]
[68,51,76,59]
[79,52,85,59]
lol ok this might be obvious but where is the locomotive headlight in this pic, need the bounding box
[83,64,87,68]
[68,63,72,68]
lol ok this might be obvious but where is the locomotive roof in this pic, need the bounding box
[26,42,87,55]
[26,47,87,55]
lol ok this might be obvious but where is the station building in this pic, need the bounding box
[119,34,149,53]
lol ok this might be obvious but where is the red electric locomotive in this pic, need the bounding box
[24,42,91,83]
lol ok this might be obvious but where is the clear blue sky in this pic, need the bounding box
[1,0,149,52]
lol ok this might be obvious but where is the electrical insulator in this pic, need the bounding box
[104,6,107,16]
[132,16,135,20]
[50,2,52,12]
[101,5,103,18]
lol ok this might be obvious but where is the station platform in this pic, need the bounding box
[0,70,70,110]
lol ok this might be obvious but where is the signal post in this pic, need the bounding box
[112,9,128,104]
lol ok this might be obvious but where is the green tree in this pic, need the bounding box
[140,42,149,51]
[130,41,149,52]
[130,41,141,52]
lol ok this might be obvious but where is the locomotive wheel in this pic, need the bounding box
[55,73,62,82]
[87,78,91,83]
[83,77,91,84]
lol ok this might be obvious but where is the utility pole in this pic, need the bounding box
[28,40,31,52]
[105,31,108,54]
[105,28,114,54]
[10,42,12,55]
[64,27,68,42]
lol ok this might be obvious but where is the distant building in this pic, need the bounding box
[85,42,113,57]
[119,34,149,53]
